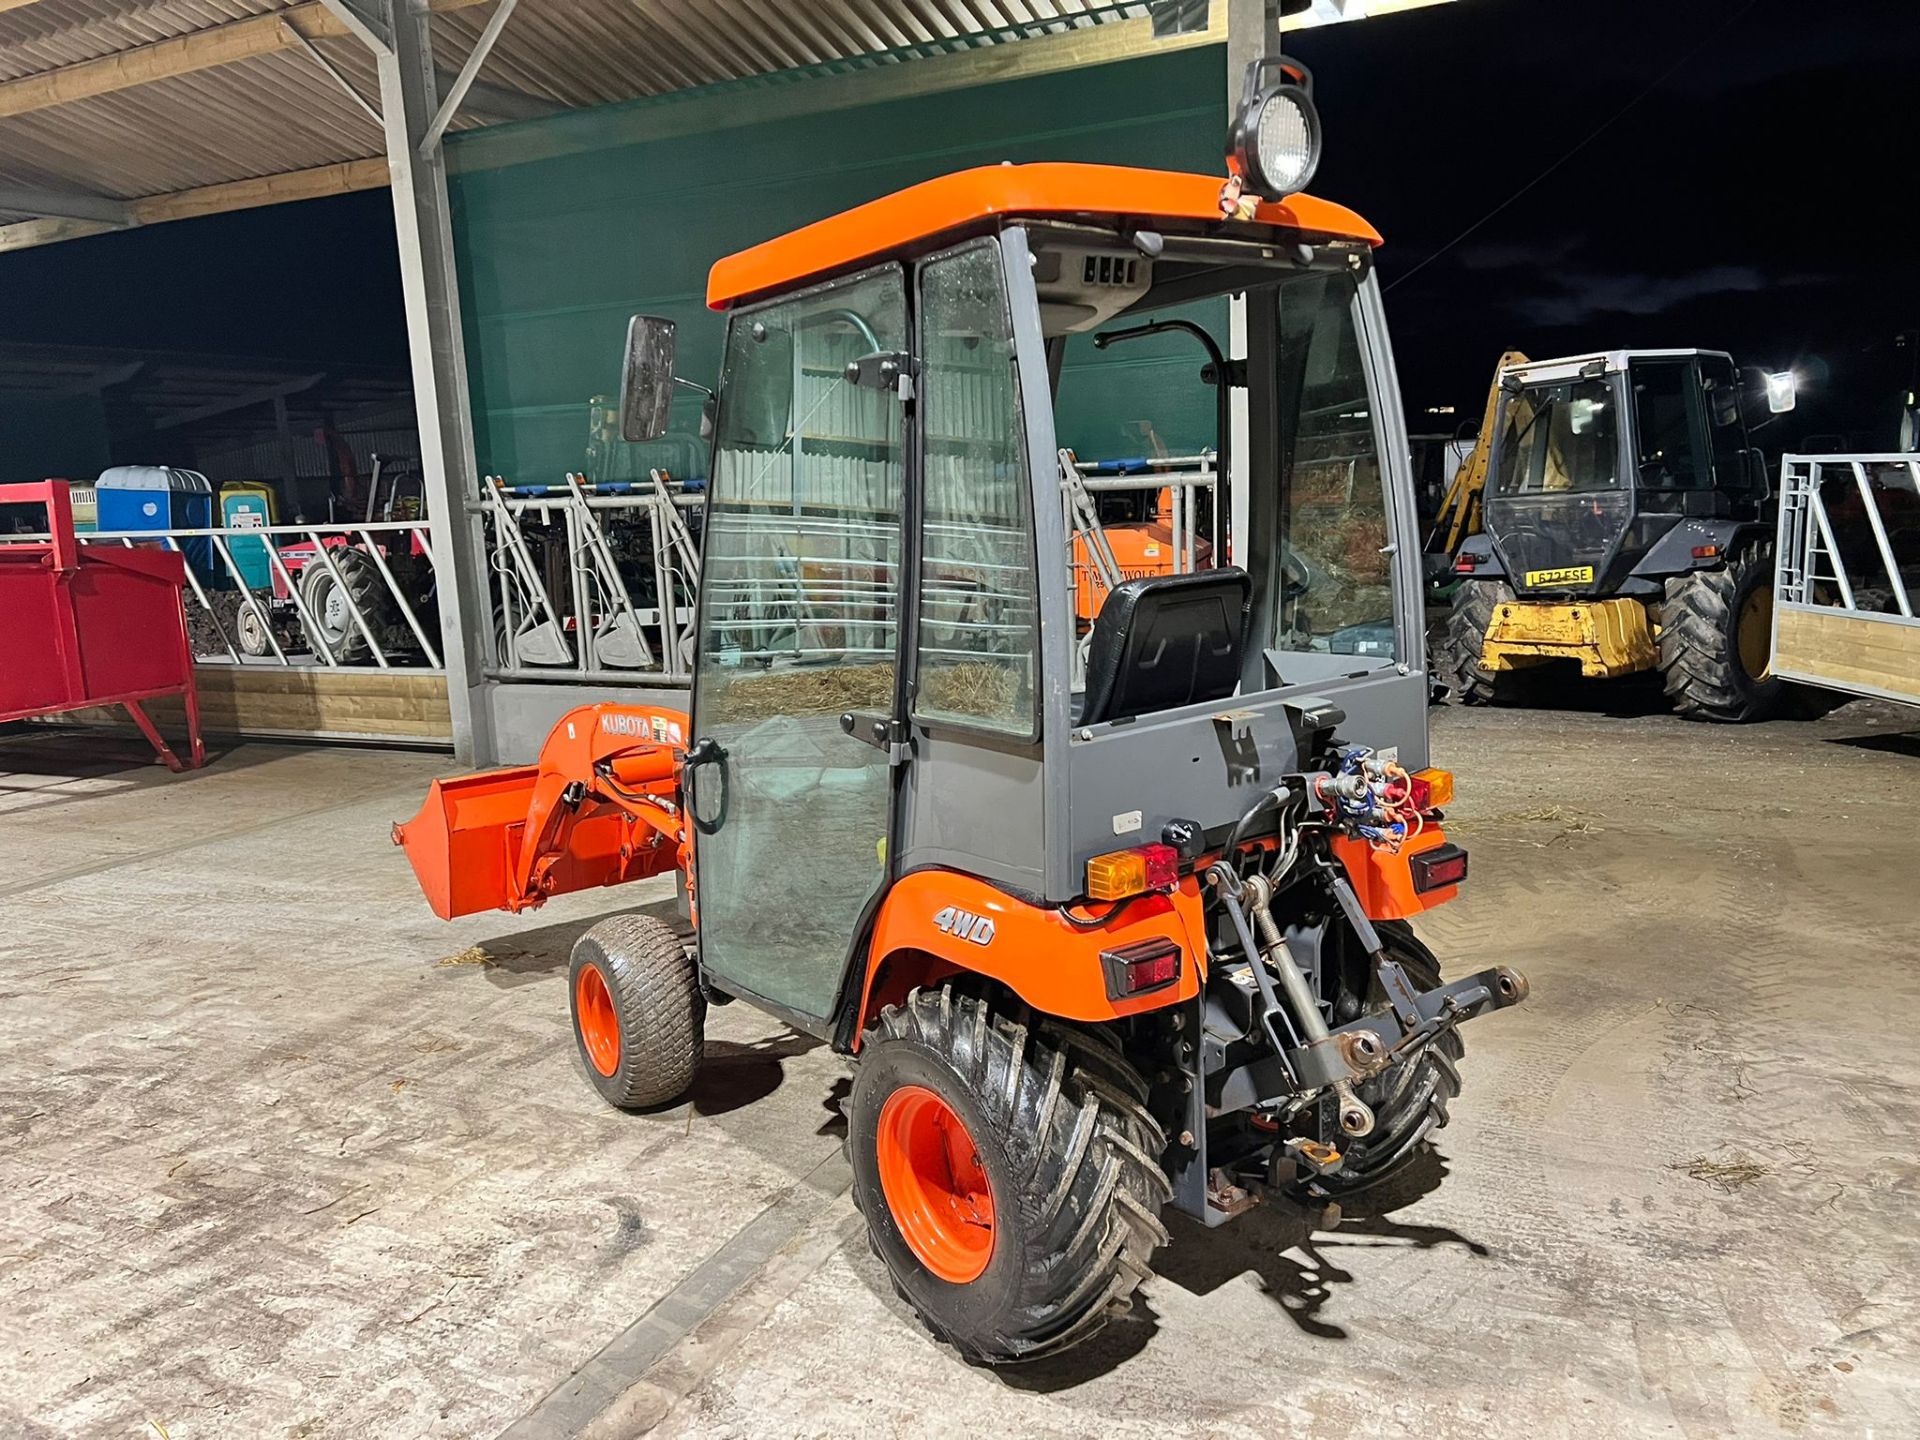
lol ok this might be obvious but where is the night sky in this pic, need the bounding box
[3,0,1915,448]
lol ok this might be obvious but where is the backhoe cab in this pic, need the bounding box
[1445,348,1806,720]
[398,60,1528,1364]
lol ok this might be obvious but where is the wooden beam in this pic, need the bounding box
[0,156,389,253]
[0,0,488,121]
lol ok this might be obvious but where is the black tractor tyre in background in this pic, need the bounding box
[1658,546,1791,723]
[847,986,1172,1364]
[568,913,705,1110]
[299,547,401,665]
[1302,921,1465,1199]
[1442,578,1511,705]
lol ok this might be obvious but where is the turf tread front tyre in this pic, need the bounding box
[568,913,703,1110]
[848,986,1168,1364]
[1658,547,1784,722]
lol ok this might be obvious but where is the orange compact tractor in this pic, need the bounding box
[396,58,1527,1364]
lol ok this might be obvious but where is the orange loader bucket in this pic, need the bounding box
[393,765,545,921]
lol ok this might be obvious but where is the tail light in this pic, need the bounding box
[1085,842,1179,901]
[1691,544,1721,560]
[1409,843,1468,893]
[1408,767,1454,812]
[1100,938,1182,998]
[1453,555,1477,572]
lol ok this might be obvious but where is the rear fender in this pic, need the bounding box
[851,870,1209,1046]
[1452,532,1504,579]
[1629,517,1767,580]
[1330,827,1462,921]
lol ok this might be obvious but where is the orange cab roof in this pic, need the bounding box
[706,162,1382,310]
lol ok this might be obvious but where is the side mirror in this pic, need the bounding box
[619,315,678,442]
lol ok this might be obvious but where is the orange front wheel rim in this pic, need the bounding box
[575,962,621,1078]
[875,1084,995,1283]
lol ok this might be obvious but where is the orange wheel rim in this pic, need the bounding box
[875,1085,995,1283]
[575,962,621,1078]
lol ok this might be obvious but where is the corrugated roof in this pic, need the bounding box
[0,0,1446,249]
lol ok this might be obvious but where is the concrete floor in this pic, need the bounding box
[3,694,1918,1439]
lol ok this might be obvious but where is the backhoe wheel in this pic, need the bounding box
[1659,546,1786,722]
[848,986,1171,1364]
[1305,921,1465,1199]
[568,914,704,1111]
[1443,578,1510,705]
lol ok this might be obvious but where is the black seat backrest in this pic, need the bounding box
[1080,567,1251,725]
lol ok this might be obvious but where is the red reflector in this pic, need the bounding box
[1139,842,1179,889]
[1410,844,1469,893]
[1100,938,1182,999]
[1691,545,1720,560]
[1454,555,1476,572]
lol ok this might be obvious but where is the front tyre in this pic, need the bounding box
[1659,546,1786,722]
[568,914,704,1110]
[848,987,1171,1364]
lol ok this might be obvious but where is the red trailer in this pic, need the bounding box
[0,479,204,771]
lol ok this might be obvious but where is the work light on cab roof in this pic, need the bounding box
[1226,57,1322,205]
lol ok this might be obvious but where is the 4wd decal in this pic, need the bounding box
[932,906,996,946]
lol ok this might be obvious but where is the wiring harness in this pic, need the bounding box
[1315,746,1424,852]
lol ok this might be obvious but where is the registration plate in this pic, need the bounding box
[1524,565,1594,587]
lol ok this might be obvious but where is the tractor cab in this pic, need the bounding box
[620,162,1434,1037]
[1473,349,1777,599]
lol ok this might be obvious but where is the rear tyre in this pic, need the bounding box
[848,986,1171,1364]
[1443,578,1509,705]
[1305,921,1465,1198]
[299,547,398,666]
[568,914,704,1110]
[1659,546,1785,722]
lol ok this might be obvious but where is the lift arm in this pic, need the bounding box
[393,702,692,919]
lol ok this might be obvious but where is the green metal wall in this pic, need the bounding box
[446,44,1227,484]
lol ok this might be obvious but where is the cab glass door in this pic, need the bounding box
[688,266,908,1022]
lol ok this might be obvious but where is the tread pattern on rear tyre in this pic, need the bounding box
[570,913,703,1110]
[1444,578,1509,705]
[1658,546,1782,723]
[300,547,401,665]
[851,985,1171,1364]
[1311,922,1465,1196]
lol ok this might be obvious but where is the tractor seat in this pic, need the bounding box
[1078,568,1252,726]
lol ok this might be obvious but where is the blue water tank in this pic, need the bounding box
[96,467,215,580]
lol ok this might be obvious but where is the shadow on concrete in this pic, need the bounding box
[0,727,280,796]
[682,1029,823,1118]
[1828,727,1920,758]
[457,896,687,989]
[1001,1151,1483,1391]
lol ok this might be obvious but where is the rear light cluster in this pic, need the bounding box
[1406,766,1454,813]
[1085,842,1179,901]
[1453,555,1477,572]
[1410,843,1469,893]
[1099,938,1182,999]
[1691,544,1721,560]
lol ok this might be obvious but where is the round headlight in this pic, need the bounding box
[1228,57,1323,201]
[1253,90,1319,194]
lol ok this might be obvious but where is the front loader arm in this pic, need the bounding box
[393,703,693,920]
